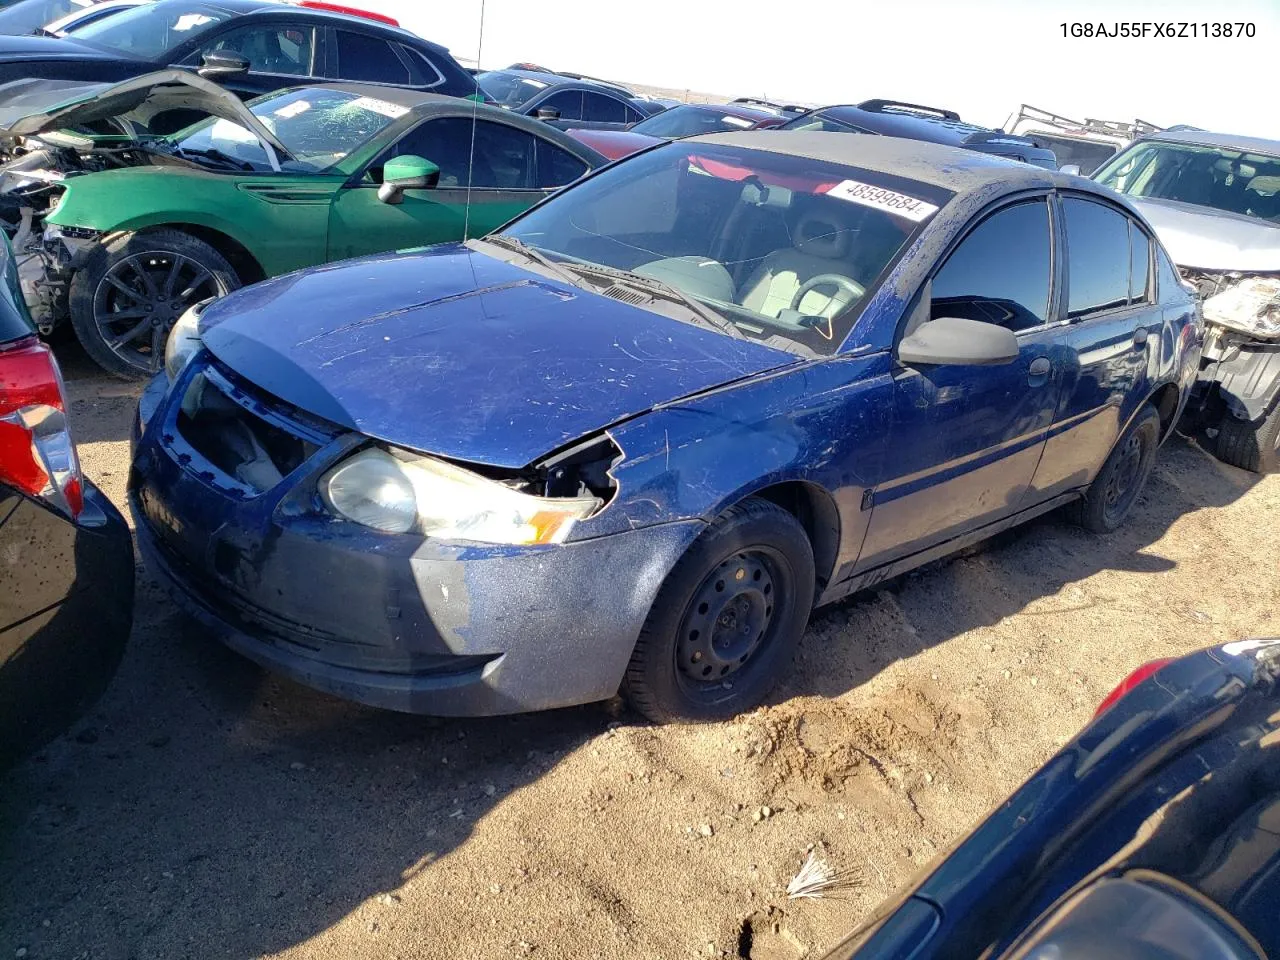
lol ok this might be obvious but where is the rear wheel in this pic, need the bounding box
[622,497,815,723]
[1076,404,1161,534]
[1215,403,1280,474]
[69,229,239,380]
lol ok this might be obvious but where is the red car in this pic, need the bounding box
[567,101,785,160]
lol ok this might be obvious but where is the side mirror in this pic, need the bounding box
[1059,163,1082,176]
[197,51,250,80]
[377,155,440,205]
[897,315,1019,366]
[535,106,561,122]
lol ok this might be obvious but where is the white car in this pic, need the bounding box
[44,0,149,36]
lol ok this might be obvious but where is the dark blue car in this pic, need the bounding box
[825,638,1280,959]
[128,132,1200,722]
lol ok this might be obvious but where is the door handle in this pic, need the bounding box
[1133,327,1149,347]
[1028,357,1052,378]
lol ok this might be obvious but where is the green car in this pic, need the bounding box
[0,70,605,377]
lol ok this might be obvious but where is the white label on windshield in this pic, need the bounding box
[274,100,311,119]
[826,179,939,222]
[172,13,214,31]
[349,96,410,119]
[208,119,256,143]
[720,115,752,128]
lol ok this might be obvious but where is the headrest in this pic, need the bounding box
[794,210,851,259]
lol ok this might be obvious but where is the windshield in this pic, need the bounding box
[475,71,548,109]
[780,110,867,134]
[172,88,403,172]
[0,0,80,34]
[1096,139,1280,224]
[500,142,945,355]
[630,105,762,139]
[65,1,231,59]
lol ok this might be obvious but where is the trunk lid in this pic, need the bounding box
[199,244,796,468]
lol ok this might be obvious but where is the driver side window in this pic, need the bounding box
[930,200,1054,333]
[199,24,316,76]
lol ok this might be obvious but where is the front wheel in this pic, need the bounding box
[68,229,239,380]
[622,497,815,723]
[1215,403,1280,474]
[1076,404,1161,534]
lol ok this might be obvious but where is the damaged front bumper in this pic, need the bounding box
[129,364,703,716]
[1185,272,1280,423]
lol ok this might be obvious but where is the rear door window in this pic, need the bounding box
[580,92,629,123]
[397,45,444,87]
[335,30,411,85]
[1063,197,1134,317]
[536,140,587,187]
[930,199,1054,332]
[1129,224,1151,302]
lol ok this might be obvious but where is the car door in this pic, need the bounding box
[531,88,584,127]
[1028,195,1161,498]
[174,20,323,99]
[856,196,1069,569]
[329,27,415,87]
[326,115,590,262]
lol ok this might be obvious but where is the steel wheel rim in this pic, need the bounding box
[92,251,226,371]
[676,549,783,689]
[1103,430,1145,522]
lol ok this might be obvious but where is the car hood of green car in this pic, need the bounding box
[0,69,291,161]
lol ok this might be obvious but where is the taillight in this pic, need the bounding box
[1094,658,1175,717]
[0,337,83,518]
[295,1,399,25]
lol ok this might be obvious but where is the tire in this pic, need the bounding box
[621,497,815,724]
[1215,403,1280,474]
[1076,404,1162,534]
[69,229,240,380]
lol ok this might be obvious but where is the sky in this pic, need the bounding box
[364,0,1279,140]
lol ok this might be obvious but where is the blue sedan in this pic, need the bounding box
[129,132,1200,721]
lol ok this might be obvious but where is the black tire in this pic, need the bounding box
[69,229,240,380]
[1076,404,1162,534]
[622,497,815,724]
[1215,403,1280,474]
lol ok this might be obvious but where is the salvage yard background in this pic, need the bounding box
[2,342,1279,960]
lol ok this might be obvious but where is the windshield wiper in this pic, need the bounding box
[482,235,584,287]
[562,261,746,340]
[168,145,255,172]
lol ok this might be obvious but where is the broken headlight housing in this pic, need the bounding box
[165,300,212,382]
[321,447,601,543]
[1202,276,1280,339]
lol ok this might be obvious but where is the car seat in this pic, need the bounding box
[737,208,863,320]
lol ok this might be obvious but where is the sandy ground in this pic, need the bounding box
[2,342,1279,960]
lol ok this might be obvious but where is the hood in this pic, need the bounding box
[0,34,131,61]
[1131,197,1280,272]
[566,128,662,160]
[199,244,795,468]
[0,69,292,160]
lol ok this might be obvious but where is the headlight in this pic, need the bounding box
[164,299,211,381]
[1203,277,1280,338]
[321,447,601,543]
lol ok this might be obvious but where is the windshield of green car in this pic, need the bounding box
[499,142,945,355]
[476,71,548,109]
[170,88,405,172]
[63,2,232,59]
[1095,139,1280,224]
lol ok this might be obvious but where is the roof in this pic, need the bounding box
[806,103,1018,146]
[1136,128,1280,157]
[159,0,437,48]
[688,130,1078,194]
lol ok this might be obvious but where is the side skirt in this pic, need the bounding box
[817,490,1083,607]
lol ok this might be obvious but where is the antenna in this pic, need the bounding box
[462,0,485,240]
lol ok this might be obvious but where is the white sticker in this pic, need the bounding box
[720,115,752,128]
[274,100,311,119]
[826,179,939,222]
[349,96,410,120]
[172,13,213,31]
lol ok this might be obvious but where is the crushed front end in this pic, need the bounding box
[1181,268,1280,468]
